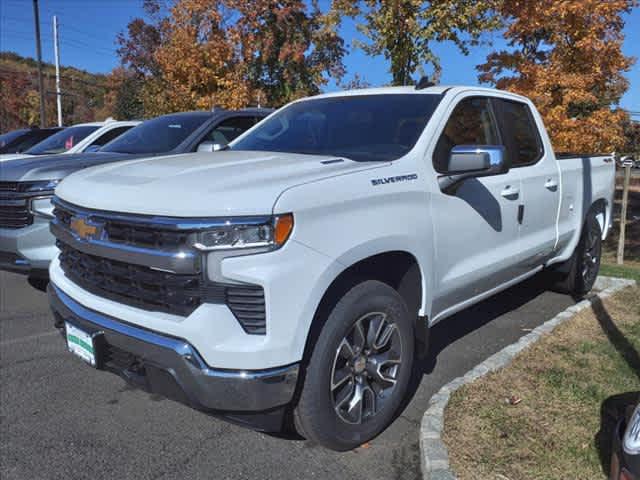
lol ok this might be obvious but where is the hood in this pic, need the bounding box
[0,152,143,182]
[0,153,33,162]
[56,151,385,217]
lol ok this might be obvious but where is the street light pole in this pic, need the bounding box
[32,0,46,127]
[53,15,63,126]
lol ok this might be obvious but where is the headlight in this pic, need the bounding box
[29,196,55,218]
[623,405,640,455]
[193,213,293,252]
[24,180,60,219]
[22,179,60,193]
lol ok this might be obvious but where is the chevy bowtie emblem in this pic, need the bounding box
[70,217,99,240]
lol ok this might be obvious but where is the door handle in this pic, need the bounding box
[500,185,520,198]
[544,179,558,190]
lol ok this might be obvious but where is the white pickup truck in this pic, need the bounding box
[47,85,615,450]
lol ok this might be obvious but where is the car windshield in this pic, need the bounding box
[0,129,61,154]
[101,114,210,154]
[0,129,29,148]
[26,125,99,155]
[231,94,442,162]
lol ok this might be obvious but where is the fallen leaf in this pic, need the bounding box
[508,395,522,406]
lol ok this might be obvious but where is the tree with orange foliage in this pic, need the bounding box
[117,0,345,115]
[478,0,636,153]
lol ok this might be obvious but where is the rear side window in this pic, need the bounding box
[101,114,210,154]
[88,126,133,148]
[494,99,543,166]
[433,97,500,173]
[204,116,256,145]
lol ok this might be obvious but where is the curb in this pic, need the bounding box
[419,276,637,480]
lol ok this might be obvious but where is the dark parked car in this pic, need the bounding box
[611,403,640,480]
[0,108,272,284]
[0,127,64,154]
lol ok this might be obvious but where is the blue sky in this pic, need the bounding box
[1,0,638,112]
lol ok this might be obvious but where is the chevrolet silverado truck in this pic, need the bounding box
[0,108,270,286]
[47,86,615,451]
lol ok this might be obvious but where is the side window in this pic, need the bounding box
[494,99,543,166]
[88,126,133,148]
[433,97,500,173]
[204,117,256,145]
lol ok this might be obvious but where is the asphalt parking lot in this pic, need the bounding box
[0,271,576,480]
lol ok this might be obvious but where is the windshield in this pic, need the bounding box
[26,125,99,155]
[231,94,442,162]
[0,128,61,154]
[101,114,210,154]
[0,129,29,148]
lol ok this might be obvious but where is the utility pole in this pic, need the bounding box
[32,0,46,127]
[617,162,631,264]
[53,15,62,126]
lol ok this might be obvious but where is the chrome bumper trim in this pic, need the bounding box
[48,283,299,411]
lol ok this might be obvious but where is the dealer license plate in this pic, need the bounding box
[65,322,97,367]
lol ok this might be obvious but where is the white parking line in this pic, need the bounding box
[0,331,58,346]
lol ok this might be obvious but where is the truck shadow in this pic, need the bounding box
[592,293,640,475]
[397,274,556,419]
[418,274,551,376]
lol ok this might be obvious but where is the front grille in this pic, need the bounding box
[0,204,33,228]
[0,182,20,192]
[57,241,220,316]
[0,183,34,229]
[53,203,193,251]
[57,241,267,333]
[105,222,191,250]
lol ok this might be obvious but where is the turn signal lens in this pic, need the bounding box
[274,214,294,246]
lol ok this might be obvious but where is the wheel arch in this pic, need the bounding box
[300,250,428,370]
[589,198,608,238]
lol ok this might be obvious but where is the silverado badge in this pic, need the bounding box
[70,217,99,240]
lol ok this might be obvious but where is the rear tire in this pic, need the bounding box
[551,213,602,296]
[294,280,414,451]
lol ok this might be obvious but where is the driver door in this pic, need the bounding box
[429,95,523,320]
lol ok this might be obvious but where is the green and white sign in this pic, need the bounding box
[66,322,96,366]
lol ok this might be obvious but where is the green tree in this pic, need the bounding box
[329,0,501,85]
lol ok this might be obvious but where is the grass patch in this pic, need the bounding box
[600,263,640,282]
[443,286,640,480]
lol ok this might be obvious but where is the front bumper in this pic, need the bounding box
[0,218,56,276]
[48,283,299,413]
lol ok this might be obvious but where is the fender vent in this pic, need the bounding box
[225,286,266,335]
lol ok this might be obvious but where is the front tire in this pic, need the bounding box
[294,280,414,451]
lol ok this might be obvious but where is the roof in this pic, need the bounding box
[303,85,531,103]
[308,85,452,100]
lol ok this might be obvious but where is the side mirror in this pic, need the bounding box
[438,145,509,193]
[197,141,226,153]
[84,145,101,153]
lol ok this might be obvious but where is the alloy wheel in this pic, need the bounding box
[330,311,403,424]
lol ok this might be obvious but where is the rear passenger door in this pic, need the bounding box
[493,98,558,271]
[430,95,523,318]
